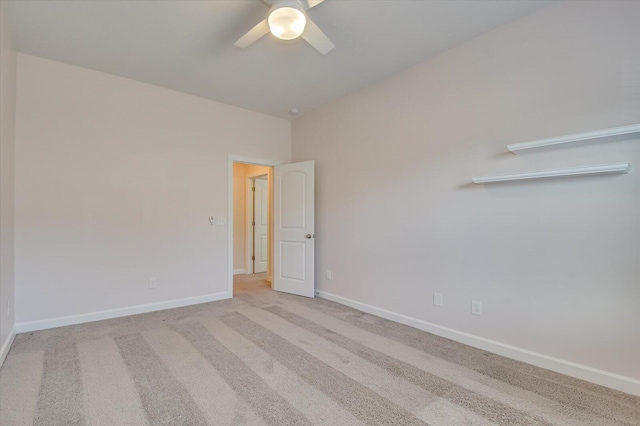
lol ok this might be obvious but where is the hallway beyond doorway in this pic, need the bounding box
[233,273,270,297]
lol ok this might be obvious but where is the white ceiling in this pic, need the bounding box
[4,0,553,119]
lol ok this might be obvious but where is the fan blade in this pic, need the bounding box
[301,19,334,55]
[234,19,269,49]
[299,0,325,10]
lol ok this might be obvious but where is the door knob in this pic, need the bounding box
[305,234,313,239]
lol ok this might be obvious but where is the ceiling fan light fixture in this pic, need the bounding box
[268,3,306,40]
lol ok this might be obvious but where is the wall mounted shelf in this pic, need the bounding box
[472,163,630,184]
[507,124,640,153]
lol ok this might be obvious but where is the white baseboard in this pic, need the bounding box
[233,269,247,275]
[15,291,231,333]
[0,325,16,369]
[317,290,640,397]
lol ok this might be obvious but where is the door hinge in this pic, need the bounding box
[252,256,255,261]
[252,187,256,192]
[252,221,255,226]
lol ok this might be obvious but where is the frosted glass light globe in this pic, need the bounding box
[268,6,306,40]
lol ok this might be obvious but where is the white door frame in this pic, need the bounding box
[228,155,280,298]
[245,173,268,275]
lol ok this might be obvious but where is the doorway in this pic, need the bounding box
[228,155,315,299]
[229,156,279,297]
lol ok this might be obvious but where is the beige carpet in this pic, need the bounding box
[1,274,638,426]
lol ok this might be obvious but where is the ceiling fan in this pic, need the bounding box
[234,0,335,55]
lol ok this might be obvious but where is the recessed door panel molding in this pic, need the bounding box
[259,235,268,262]
[280,171,306,229]
[259,189,268,226]
[274,161,315,298]
[280,241,306,281]
[253,177,268,274]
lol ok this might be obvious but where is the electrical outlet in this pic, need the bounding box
[216,217,226,226]
[471,300,482,316]
[433,292,443,307]
[149,277,157,289]
[326,270,332,280]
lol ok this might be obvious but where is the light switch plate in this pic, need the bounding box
[433,292,443,307]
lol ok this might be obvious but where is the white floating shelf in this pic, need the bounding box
[507,124,640,153]
[472,163,630,184]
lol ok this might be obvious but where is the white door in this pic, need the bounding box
[253,177,268,273]
[274,161,315,297]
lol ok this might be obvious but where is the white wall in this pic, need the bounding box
[292,0,640,382]
[0,3,18,362]
[14,54,290,325]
